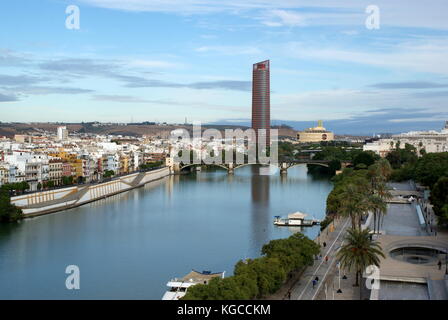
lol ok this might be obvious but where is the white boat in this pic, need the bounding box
[274,211,321,227]
[161,270,225,300]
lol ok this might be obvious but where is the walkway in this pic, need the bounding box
[291,216,351,300]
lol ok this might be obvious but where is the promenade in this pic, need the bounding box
[290,216,351,300]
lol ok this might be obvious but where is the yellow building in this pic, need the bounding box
[120,154,130,174]
[297,120,334,143]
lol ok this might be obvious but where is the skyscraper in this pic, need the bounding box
[252,60,270,148]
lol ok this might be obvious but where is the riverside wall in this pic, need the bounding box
[10,167,170,217]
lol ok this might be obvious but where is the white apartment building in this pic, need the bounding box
[57,126,68,141]
[4,151,49,190]
[364,121,448,157]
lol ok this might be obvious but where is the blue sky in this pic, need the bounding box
[1,0,448,134]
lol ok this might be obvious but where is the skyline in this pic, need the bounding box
[1,0,448,133]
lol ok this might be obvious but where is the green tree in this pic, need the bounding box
[353,151,378,169]
[337,228,385,287]
[429,176,448,227]
[0,187,24,223]
[182,232,319,300]
[414,152,448,188]
[103,170,115,178]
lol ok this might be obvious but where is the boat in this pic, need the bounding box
[161,270,225,300]
[274,211,321,227]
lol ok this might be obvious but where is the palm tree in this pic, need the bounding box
[367,193,387,234]
[337,228,385,287]
[376,159,392,181]
[367,160,392,233]
[339,182,370,230]
[374,181,392,231]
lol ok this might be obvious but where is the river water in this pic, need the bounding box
[0,165,332,299]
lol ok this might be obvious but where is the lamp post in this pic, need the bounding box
[445,248,448,276]
[337,262,342,293]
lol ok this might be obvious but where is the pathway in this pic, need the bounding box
[290,216,351,300]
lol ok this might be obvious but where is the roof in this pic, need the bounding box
[181,270,224,283]
[288,212,307,219]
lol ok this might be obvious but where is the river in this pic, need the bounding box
[0,165,332,299]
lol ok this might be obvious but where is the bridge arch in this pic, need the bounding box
[180,163,229,172]
[287,162,330,169]
[232,163,274,170]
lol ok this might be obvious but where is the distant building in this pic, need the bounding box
[57,126,68,141]
[14,135,31,143]
[297,120,334,143]
[364,121,448,156]
[252,60,270,147]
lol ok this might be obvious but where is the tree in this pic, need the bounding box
[0,187,24,223]
[337,228,385,287]
[103,170,114,178]
[430,176,448,227]
[414,153,448,188]
[353,151,378,169]
[182,232,319,300]
[367,160,392,233]
[339,183,370,229]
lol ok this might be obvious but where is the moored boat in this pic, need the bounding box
[162,270,225,300]
[274,211,320,227]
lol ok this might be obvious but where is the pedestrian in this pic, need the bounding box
[325,256,329,263]
[319,254,322,260]
[312,279,317,289]
[287,290,291,300]
[323,241,327,248]
[438,260,442,270]
[315,276,319,283]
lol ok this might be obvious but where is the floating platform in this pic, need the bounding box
[274,212,321,227]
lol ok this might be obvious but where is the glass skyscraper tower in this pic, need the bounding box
[251,60,271,148]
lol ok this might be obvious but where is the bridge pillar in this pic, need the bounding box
[280,162,288,175]
[228,162,234,175]
[173,162,181,174]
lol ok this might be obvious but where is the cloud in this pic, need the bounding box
[285,39,448,75]
[0,74,45,86]
[0,49,29,66]
[77,0,448,30]
[92,95,178,103]
[16,86,94,95]
[38,58,250,91]
[195,45,261,55]
[188,80,251,91]
[369,81,448,89]
[261,10,306,27]
[413,91,448,98]
[0,92,18,102]
[123,78,251,91]
[39,58,117,77]
[127,59,182,69]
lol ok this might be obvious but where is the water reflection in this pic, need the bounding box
[0,165,332,299]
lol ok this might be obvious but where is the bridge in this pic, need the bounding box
[170,159,351,175]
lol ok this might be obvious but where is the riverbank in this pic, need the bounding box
[10,167,170,217]
[265,215,349,299]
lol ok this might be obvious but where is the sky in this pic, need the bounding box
[1,0,448,134]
